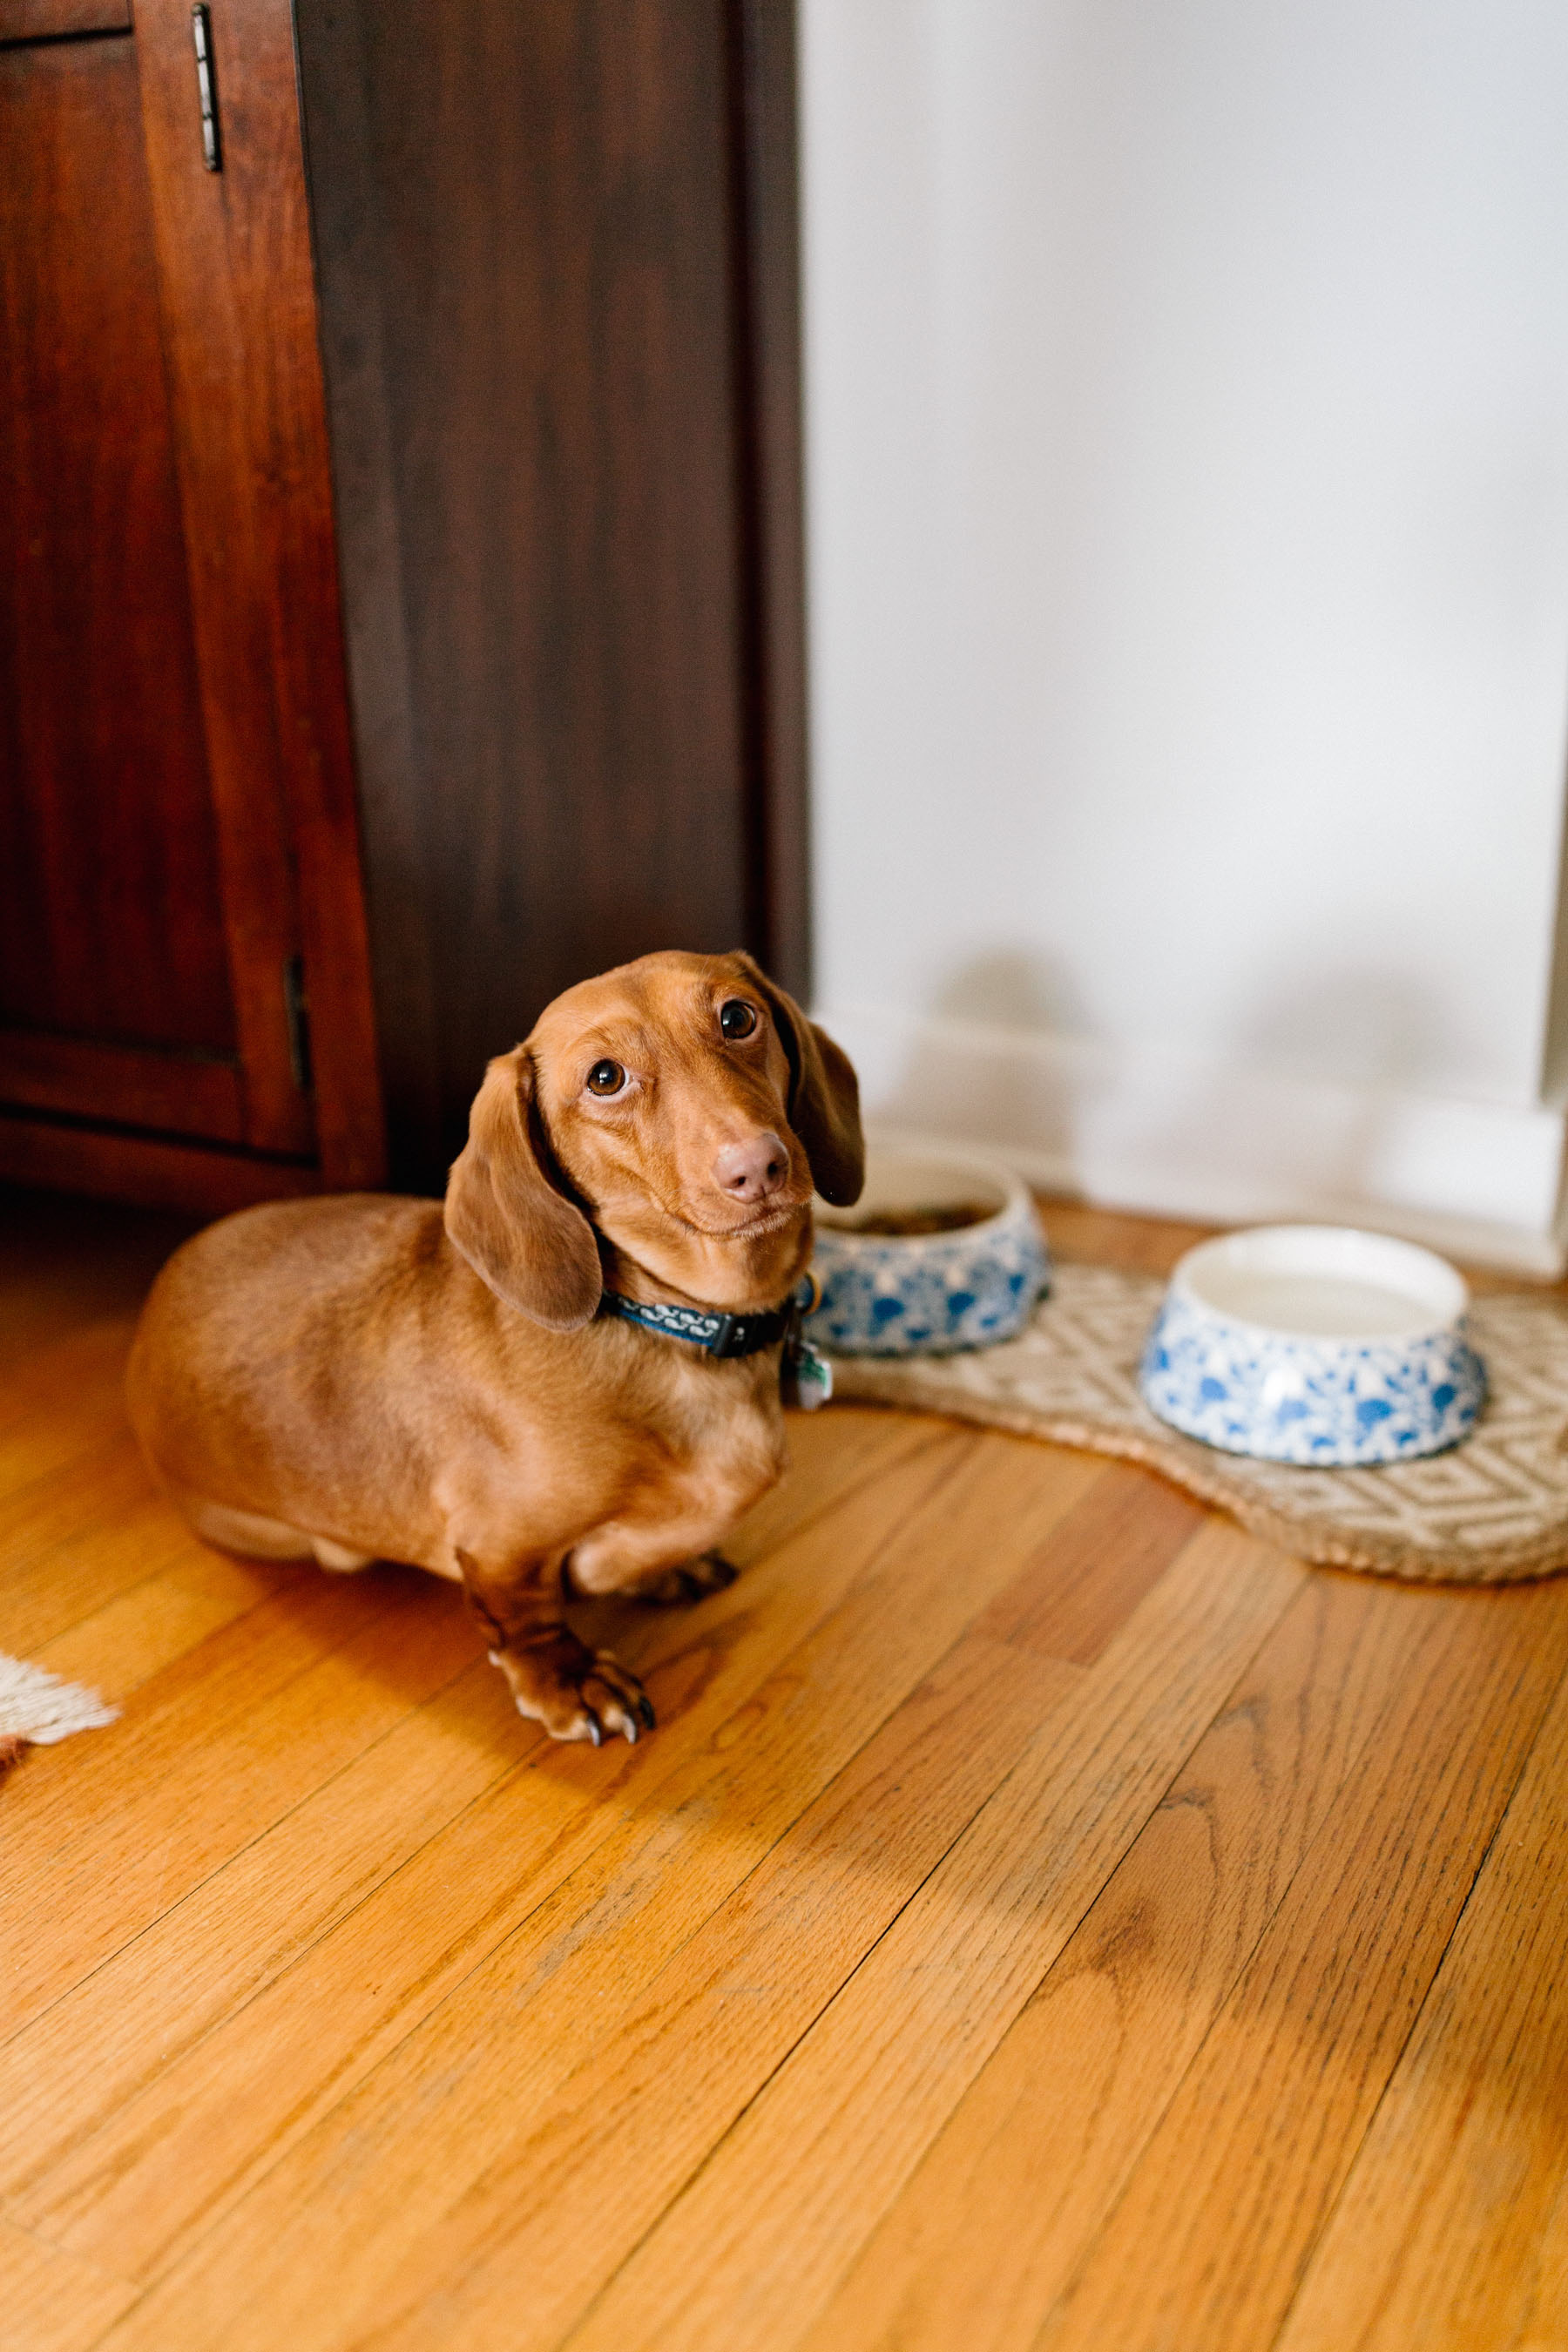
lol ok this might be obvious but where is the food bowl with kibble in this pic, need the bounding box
[1138,1223,1487,1465]
[807,1138,1050,1356]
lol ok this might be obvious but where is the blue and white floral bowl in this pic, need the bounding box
[1139,1224,1486,1466]
[808,1142,1049,1356]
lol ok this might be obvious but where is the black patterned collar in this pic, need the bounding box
[598,1278,816,1361]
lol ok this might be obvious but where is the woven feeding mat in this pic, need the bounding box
[827,1259,1568,1584]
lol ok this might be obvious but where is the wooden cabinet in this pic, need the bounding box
[0,0,805,1206]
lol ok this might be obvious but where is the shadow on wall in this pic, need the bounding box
[866,948,1456,1220]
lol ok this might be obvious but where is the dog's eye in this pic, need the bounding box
[586,1060,627,1097]
[719,999,759,1040]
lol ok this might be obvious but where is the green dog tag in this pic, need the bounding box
[781,1336,833,1411]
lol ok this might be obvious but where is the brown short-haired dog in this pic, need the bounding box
[127,951,863,1744]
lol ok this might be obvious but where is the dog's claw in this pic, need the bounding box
[639,1693,657,1731]
[489,1636,652,1746]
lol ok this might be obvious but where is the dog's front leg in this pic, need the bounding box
[454,1546,655,1747]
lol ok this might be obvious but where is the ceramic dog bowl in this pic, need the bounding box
[808,1141,1049,1356]
[1138,1224,1486,1464]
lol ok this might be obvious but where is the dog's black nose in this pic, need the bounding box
[713,1131,789,1203]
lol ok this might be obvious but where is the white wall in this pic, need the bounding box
[801,0,1568,1269]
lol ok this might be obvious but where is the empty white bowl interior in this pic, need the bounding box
[815,1150,1011,1239]
[1174,1226,1467,1342]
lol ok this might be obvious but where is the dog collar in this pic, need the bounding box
[598,1277,817,1361]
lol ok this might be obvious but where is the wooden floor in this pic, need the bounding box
[4,1186,1568,2352]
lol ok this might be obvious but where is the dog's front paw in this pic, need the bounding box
[637,1551,740,1607]
[489,1627,655,1746]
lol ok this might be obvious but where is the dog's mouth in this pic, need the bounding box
[664,1197,808,1243]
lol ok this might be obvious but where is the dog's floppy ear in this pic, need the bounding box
[444,1045,602,1329]
[733,954,865,1206]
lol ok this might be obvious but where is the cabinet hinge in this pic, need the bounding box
[192,4,222,172]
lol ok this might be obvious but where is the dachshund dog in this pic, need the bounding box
[126,951,863,1745]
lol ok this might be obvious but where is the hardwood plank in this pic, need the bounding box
[1035,1197,1220,1278]
[0,1191,190,1375]
[282,1631,1083,2352]
[0,1565,470,2036]
[550,1520,1303,2352]
[796,1570,1544,2352]
[0,1437,198,1657]
[1031,1580,1568,2352]
[0,1415,968,2228]
[74,1441,1105,2330]
[1274,1650,1568,2352]
[0,2220,135,2352]
[9,1192,1566,2352]
[30,1547,278,1701]
[977,1456,1207,1664]
[0,1321,141,1504]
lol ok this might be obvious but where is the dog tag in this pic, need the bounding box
[781,1336,833,1411]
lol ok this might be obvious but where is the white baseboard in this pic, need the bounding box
[818,1003,1568,1277]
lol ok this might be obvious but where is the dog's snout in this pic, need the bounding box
[713,1131,789,1204]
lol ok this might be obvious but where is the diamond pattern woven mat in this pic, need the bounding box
[828,1260,1568,1584]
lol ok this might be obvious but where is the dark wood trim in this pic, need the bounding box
[730,0,810,1002]
[0,1113,320,1215]
[0,1031,243,1140]
[290,0,445,1189]
[0,0,129,39]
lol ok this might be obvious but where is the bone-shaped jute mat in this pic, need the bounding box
[826,1259,1568,1585]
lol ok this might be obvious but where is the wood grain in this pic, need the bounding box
[551,1521,1301,2352]
[306,1629,1082,2352]
[798,1571,1551,2352]
[0,1118,318,1217]
[977,1455,1207,1664]
[295,0,805,1183]
[1,1414,963,2230]
[1,0,384,1195]
[1274,1647,1568,2352]
[0,1436,197,1657]
[0,0,129,34]
[1033,1580,1568,2352]
[4,1196,1568,2352]
[0,2221,134,2352]
[0,1193,193,1371]
[42,1441,1105,2317]
[0,31,236,1065]
[0,1036,241,1146]
[131,0,382,1180]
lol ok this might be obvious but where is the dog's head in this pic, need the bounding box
[443,951,863,1328]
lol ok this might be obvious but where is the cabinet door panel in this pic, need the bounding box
[132,0,382,1175]
[0,0,130,37]
[0,1,386,1200]
[0,32,241,1116]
